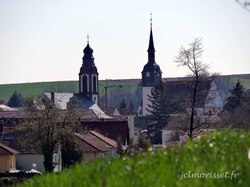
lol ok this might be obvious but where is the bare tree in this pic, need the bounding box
[17,97,82,172]
[236,0,250,12]
[175,38,210,139]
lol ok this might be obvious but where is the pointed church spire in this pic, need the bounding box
[147,13,155,63]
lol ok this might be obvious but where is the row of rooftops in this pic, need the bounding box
[0,108,126,122]
[0,104,129,155]
[0,130,117,156]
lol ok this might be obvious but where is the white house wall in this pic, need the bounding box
[16,154,44,172]
[44,92,74,109]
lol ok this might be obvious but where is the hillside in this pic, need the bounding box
[1,74,250,109]
[0,79,141,108]
[0,81,79,101]
[17,129,250,187]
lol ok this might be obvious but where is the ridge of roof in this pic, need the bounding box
[75,132,109,152]
[89,130,117,148]
[0,143,19,155]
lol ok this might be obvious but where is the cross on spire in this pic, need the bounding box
[87,34,89,44]
[150,12,152,29]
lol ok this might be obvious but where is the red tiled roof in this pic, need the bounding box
[75,131,115,152]
[83,120,129,145]
[89,131,117,148]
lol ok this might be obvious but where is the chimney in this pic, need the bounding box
[51,92,55,104]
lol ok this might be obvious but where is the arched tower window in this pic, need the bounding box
[93,76,97,93]
[82,75,87,93]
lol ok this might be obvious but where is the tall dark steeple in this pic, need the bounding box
[141,15,162,87]
[141,15,162,116]
[79,35,99,105]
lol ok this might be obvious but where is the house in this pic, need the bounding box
[165,78,223,125]
[0,143,19,172]
[0,107,129,171]
[83,119,129,146]
[43,92,111,119]
[75,131,117,163]
[16,149,44,172]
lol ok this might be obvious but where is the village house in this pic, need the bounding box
[0,108,128,172]
[0,143,19,172]
[76,131,117,163]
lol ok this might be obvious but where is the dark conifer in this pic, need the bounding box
[7,91,24,108]
[224,80,244,111]
[146,81,170,144]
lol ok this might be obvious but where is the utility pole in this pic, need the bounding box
[103,79,122,108]
[105,79,108,107]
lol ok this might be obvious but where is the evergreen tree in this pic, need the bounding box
[127,100,135,115]
[222,81,250,129]
[119,98,127,115]
[7,91,24,108]
[146,81,170,144]
[224,80,244,111]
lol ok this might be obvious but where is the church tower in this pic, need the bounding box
[141,17,162,116]
[79,36,99,105]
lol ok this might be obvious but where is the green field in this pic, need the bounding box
[17,129,250,187]
[0,79,140,105]
[2,74,250,106]
[0,81,78,102]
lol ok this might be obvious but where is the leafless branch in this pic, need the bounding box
[236,0,250,12]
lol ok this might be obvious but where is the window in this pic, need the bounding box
[93,76,97,93]
[3,133,14,141]
[82,75,87,93]
[146,72,150,77]
[0,120,3,133]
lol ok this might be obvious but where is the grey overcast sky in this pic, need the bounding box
[0,0,250,84]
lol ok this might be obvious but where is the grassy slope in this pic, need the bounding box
[0,79,140,102]
[2,74,250,102]
[18,129,250,187]
[0,81,78,101]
